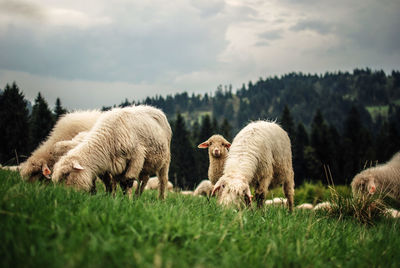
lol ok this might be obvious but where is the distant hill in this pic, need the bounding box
[112,68,400,135]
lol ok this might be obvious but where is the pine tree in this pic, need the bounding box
[220,118,232,141]
[169,113,197,188]
[280,105,295,140]
[342,106,373,183]
[0,82,30,164]
[54,98,67,121]
[293,123,309,185]
[30,92,55,151]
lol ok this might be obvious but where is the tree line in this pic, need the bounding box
[1,67,399,188]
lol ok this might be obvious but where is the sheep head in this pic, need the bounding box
[198,134,231,158]
[52,157,92,191]
[211,175,252,208]
[351,174,377,196]
[20,158,51,181]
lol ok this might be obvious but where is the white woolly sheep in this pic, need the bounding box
[181,190,194,195]
[296,203,314,210]
[193,180,213,197]
[1,165,20,172]
[52,105,172,199]
[51,131,117,194]
[212,121,295,210]
[385,208,400,218]
[144,176,174,191]
[198,135,231,184]
[265,197,288,206]
[351,152,400,201]
[20,110,101,181]
[313,202,331,211]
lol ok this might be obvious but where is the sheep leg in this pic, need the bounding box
[100,173,117,195]
[89,177,97,195]
[135,174,149,196]
[255,192,265,208]
[157,165,169,200]
[283,173,295,212]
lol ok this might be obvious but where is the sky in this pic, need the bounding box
[0,0,399,110]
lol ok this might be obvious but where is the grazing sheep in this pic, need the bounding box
[212,121,295,210]
[20,110,101,181]
[144,176,174,191]
[265,197,287,206]
[52,105,172,199]
[1,165,20,172]
[198,135,231,184]
[181,190,194,195]
[51,131,119,194]
[193,180,213,197]
[385,208,400,218]
[296,203,314,210]
[313,202,331,211]
[351,152,400,201]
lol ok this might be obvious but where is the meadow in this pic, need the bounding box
[1,170,399,268]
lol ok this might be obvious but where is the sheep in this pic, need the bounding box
[385,208,400,218]
[193,180,213,197]
[351,152,400,201]
[20,110,101,182]
[313,202,331,211]
[198,135,231,184]
[211,121,295,211]
[50,131,118,194]
[52,105,172,199]
[181,190,194,195]
[1,165,20,172]
[296,203,314,210]
[144,176,174,191]
[265,197,287,206]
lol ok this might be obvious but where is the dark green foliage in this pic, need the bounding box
[30,93,55,151]
[280,104,295,140]
[169,113,197,188]
[293,123,309,185]
[0,82,30,164]
[53,98,67,121]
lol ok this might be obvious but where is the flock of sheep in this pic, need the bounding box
[1,105,400,216]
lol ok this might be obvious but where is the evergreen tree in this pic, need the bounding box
[309,109,335,182]
[54,98,67,121]
[169,113,197,188]
[220,118,232,141]
[342,106,373,183]
[293,123,309,185]
[280,105,295,140]
[0,82,30,164]
[30,92,55,151]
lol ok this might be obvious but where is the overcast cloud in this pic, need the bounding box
[0,0,399,109]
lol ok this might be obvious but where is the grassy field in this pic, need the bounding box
[1,170,399,268]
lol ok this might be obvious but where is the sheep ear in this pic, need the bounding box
[42,164,52,179]
[72,161,84,171]
[244,188,253,206]
[211,185,221,197]
[368,178,376,194]
[198,141,210,149]
[225,142,231,149]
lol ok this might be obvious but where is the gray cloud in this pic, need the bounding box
[0,0,46,21]
[290,19,333,35]
[258,30,282,41]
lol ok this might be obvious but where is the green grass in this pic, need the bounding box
[1,170,399,267]
[366,105,389,121]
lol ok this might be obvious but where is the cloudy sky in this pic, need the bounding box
[0,0,399,110]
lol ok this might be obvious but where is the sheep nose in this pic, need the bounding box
[213,149,221,157]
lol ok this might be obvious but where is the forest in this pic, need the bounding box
[1,68,399,189]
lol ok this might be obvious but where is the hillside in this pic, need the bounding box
[130,68,400,134]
